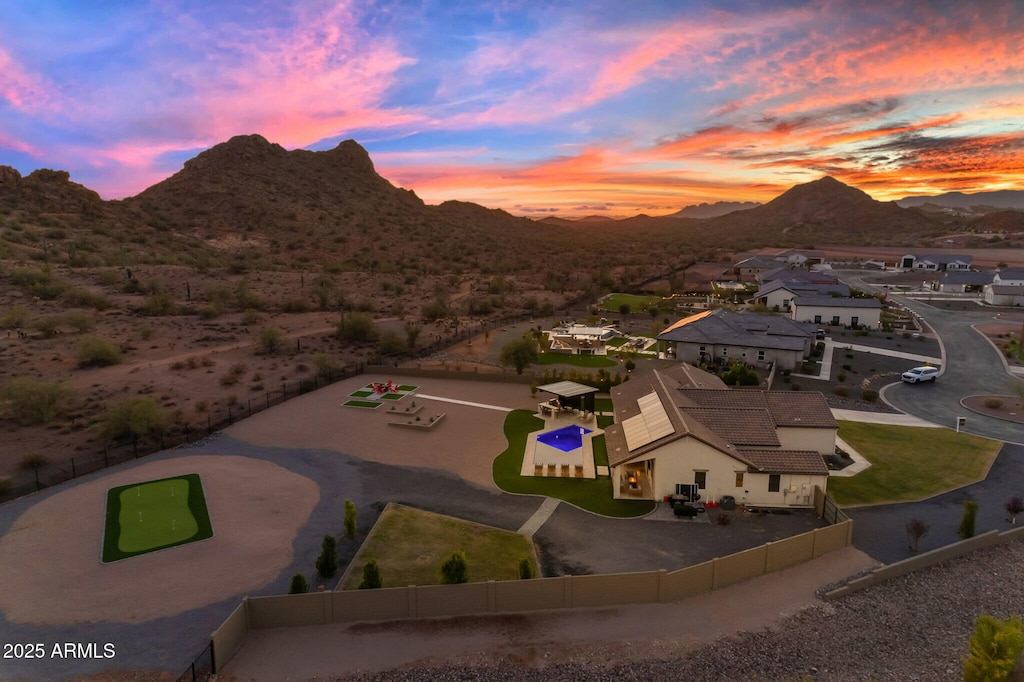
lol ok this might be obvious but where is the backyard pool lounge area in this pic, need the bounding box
[522,415,601,479]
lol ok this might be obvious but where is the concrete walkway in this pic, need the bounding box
[416,394,513,412]
[517,497,561,536]
[831,408,941,428]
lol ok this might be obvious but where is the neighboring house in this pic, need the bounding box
[790,295,882,329]
[656,309,814,370]
[750,279,851,311]
[899,253,972,271]
[993,268,1024,286]
[775,249,826,266]
[936,271,994,293]
[730,256,786,281]
[983,285,1024,307]
[547,323,619,355]
[604,365,833,506]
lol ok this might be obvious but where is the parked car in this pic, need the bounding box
[901,366,939,383]
[815,329,826,340]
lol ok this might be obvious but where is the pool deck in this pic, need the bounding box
[521,412,601,479]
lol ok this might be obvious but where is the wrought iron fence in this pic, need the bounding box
[176,641,213,682]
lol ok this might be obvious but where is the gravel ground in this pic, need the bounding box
[334,538,1024,682]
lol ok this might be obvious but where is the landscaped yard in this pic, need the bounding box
[339,504,536,589]
[828,421,1002,506]
[602,293,666,314]
[492,410,654,517]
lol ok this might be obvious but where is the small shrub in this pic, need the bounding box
[312,352,342,378]
[861,389,878,403]
[98,397,167,442]
[984,398,1004,410]
[142,291,177,316]
[255,327,286,354]
[358,559,382,589]
[241,309,261,325]
[833,386,849,397]
[315,535,338,579]
[518,558,534,580]
[439,550,469,584]
[343,499,357,540]
[836,372,847,383]
[963,614,1024,682]
[288,573,309,594]
[77,336,122,367]
[959,500,979,539]
[280,298,311,313]
[905,518,929,552]
[1006,496,1023,525]
[18,453,49,472]
[3,378,70,424]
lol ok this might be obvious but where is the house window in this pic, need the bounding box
[814,315,822,324]
[757,350,765,362]
[851,316,859,327]
[699,345,706,354]
[735,472,744,487]
[768,474,781,492]
[831,316,840,325]
[694,471,707,489]
[721,347,728,357]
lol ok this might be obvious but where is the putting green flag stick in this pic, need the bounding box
[139,511,143,523]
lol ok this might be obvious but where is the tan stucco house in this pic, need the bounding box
[604,365,833,508]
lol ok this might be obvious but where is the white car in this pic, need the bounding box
[902,366,938,383]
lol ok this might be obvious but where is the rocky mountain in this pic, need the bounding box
[0,166,106,217]
[897,189,1024,210]
[667,201,760,219]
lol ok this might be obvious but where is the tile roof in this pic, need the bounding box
[657,309,813,351]
[940,271,995,285]
[679,407,781,446]
[738,449,829,475]
[791,295,882,308]
[764,392,837,428]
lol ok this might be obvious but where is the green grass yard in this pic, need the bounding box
[602,293,665,313]
[343,400,382,408]
[340,504,536,589]
[828,421,1001,506]
[102,474,212,562]
[492,410,653,517]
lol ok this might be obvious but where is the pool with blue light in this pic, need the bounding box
[536,425,593,452]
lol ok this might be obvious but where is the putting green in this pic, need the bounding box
[103,474,213,562]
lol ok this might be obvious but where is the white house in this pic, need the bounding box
[750,279,851,312]
[547,323,619,355]
[937,271,994,293]
[775,249,826,266]
[790,295,882,329]
[899,253,972,271]
[656,309,814,371]
[984,285,1024,307]
[993,268,1024,286]
[604,365,833,507]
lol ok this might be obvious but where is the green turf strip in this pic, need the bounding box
[350,390,374,397]
[380,392,404,400]
[102,473,212,562]
[397,384,418,392]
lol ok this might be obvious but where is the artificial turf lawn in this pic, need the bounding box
[102,474,212,562]
[350,390,374,397]
[828,421,1001,506]
[341,504,536,589]
[344,400,382,408]
[492,410,654,518]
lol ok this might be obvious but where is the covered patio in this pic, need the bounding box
[535,380,598,419]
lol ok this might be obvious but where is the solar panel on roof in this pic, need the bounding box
[622,391,675,450]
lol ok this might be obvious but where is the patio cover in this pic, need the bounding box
[536,381,599,413]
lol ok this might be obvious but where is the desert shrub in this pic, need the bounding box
[861,389,878,402]
[32,315,63,337]
[19,453,49,472]
[315,535,338,579]
[241,309,261,325]
[94,269,124,286]
[280,297,311,313]
[905,518,929,552]
[312,352,341,378]
[142,291,176,316]
[288,573,309,594]
[377,328,405,354]
[358,559,382,589]
[61,286,110,310]
[439,550,469,584]
[77,336,122,367]
[98,397,167,442]
[833,386,850,397]
[984,398,1004,410]
[721,362,759,386]
[255,326,286,354]
[63,310,95,333]
[197,302,224,319]
[219,363,248,386]
[963,614,1024,682]
[2,377,70,424]
[336,312,377,343]
[836,372,847,383]
[518,558,534,580]
[0,304,30,329]
[138,324,156,341]
[499,337,539,375]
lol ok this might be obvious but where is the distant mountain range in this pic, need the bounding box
[666,201,761,219]
[2,135,1022,279]
[897,189,1024,210]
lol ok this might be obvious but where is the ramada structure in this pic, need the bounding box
[604,365,834,507]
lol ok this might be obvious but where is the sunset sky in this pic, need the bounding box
[1,0,1023,217]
